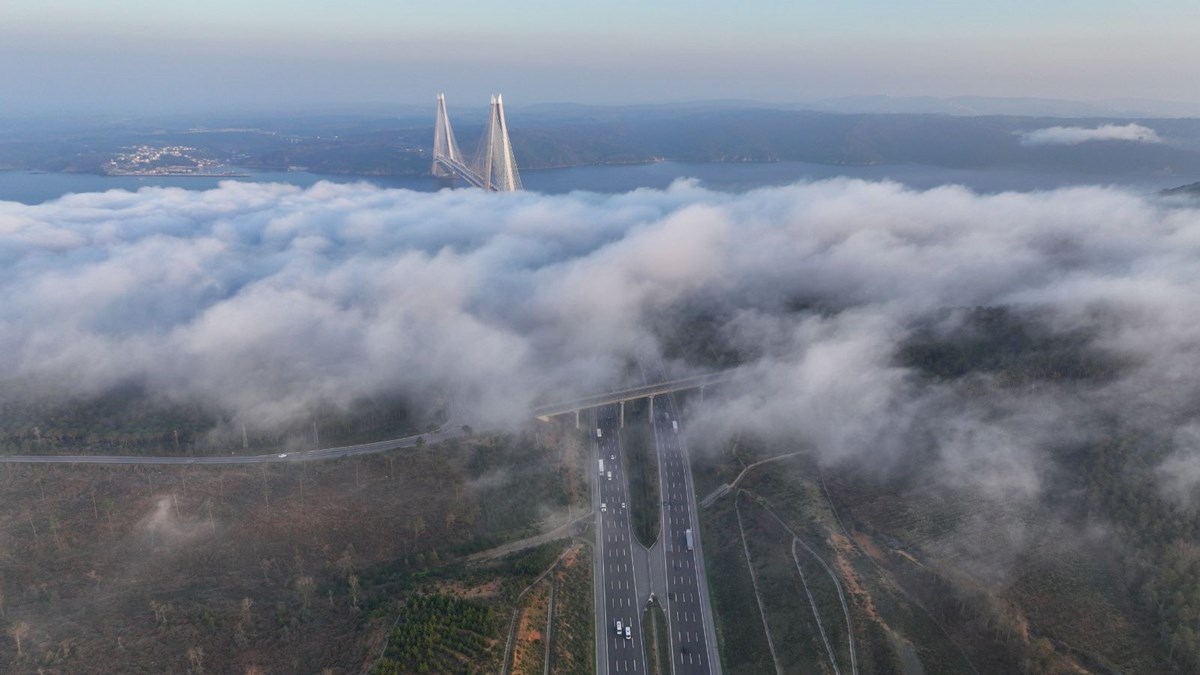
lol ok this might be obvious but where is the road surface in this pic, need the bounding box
[0,423,463,465]
[651,390,722,674]
[592,404,648,674]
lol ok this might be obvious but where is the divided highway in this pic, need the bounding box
[652,393,721,674]
[592,404,648,674]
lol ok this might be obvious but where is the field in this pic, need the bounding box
[619,398,661,549]
[0,415,590,674]
[692,427,1181,674]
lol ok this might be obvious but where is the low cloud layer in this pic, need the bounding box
[1019,123,1162,146]
[4,178,1200,513]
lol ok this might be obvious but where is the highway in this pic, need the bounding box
[0,423,463,465]
[651,391,721,674]
[591,404,648,674]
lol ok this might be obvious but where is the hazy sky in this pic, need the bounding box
[2,0,1199,113]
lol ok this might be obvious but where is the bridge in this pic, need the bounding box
[532,368,739,427]
[433,93,522,192]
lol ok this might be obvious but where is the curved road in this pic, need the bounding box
[0,424,465,465]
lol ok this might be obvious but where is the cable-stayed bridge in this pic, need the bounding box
[433,93,522,192]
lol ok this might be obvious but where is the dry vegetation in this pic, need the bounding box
[0,418,585,674]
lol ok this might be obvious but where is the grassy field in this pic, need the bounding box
[0,383,435,458]
[696,436,1023,674]
[619,397,661,548]
[642,597,671,675]
[547,543,594,675]
[0,417,585,674]
[510,580,552,675]
[698,495,777,674]
[690,424,1185,674]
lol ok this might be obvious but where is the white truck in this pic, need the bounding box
[685,528,694,551]
[599,459,605,474]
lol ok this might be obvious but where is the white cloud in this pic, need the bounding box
[1019,123,1162,146]
[4,178,1200,512]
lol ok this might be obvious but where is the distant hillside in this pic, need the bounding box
[6,105,1200,178]
[505,108,1200,175]
[1162,181,1200,197]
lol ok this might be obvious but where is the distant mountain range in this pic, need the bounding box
[5,101,1200,178]
[515,96,1200,120]
[798,96,1200,119]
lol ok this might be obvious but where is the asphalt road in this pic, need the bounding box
[592,404,648,674]
[652,391,721,674]
[0,424,463,465]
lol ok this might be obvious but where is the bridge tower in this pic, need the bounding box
[474,94,522,192]
[432,93,463,178]
[431,93,522,192]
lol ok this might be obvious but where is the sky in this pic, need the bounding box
[2,0,1199,113]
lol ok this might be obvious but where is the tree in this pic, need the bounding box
[240,597,254,625]
[295,576,315,612]
[8,621,28,657]
[348,575,360,608]
[186,646,205,673]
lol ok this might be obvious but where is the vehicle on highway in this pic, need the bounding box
[607,470,612,480]
[672,420,678,432]
[278,453,287,458]
[621,501,626,509]
[685,528,694,551]
[597,428,603,438]
[599,459,605,473]
[616,619,623,635]
[625,625,632,640]
[601,502,607,512]
[610,454,614,460]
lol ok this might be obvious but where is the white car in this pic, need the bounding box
[616,619,623,635]
[278,453,288,458]
[625,625,632,640]
[621,501,626,509]
[601,502,607,512]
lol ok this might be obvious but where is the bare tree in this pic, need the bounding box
[295,576,315,611]
[240,597,254,625]
[336,549,354,578]
[186,645,205,673]
[8,621,29,657]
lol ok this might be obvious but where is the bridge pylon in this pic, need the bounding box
[431,93,522,192]
[432,93,464,178]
